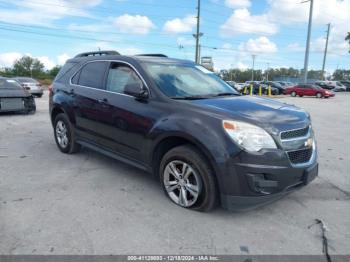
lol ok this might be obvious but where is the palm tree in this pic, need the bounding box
[346,32,350,52]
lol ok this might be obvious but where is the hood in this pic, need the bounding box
[190,96,310,134]
[0,88,31,98]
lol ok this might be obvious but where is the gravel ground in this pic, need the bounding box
[0,92,349,255]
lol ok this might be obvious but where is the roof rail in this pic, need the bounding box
[136,54,168,57]
[74,50,120,58]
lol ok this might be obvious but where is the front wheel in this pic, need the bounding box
[160,145,218,212]
[54,113,81,154]
[316,92,322,98]
[291,91,297,97]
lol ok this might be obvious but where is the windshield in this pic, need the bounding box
[0,79,23,89]
[143,63,238,98]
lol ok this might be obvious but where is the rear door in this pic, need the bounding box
[70,60,110,144]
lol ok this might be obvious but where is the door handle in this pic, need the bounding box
[98,98,109,104]
[68,89,75,97]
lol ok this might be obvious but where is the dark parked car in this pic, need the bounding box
[314,81,334,90]
[0,77,36,113]
[339,80,350,91]
[261,81,285,95]
[14,77,44,97]
[49,51,318,211]
[284,84,334,98]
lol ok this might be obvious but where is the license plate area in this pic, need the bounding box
[0,98,24,111]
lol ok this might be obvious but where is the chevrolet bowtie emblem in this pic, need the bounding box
[305,138,313,147]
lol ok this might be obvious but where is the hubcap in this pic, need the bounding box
[163,160,201,207]
[55,120,69,148]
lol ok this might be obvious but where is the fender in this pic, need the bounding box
[50,89,77,127]
[144,114,239,190]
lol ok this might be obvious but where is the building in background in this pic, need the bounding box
[201,56,214,71]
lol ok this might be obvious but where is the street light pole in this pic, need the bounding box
[322,23,331,80]
[302,0,314,83]
[194,0,201,63]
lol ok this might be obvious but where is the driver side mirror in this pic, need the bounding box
[124,82,149,100]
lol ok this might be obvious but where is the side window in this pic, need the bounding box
[77,61,109,89]
[71,70,80,84]
[106,63,142,94]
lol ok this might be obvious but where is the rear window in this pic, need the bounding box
[0,79,23,89]
[77,61,109,89]
[54,61,78,81]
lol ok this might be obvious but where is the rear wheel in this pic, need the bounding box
[291,91,297,97]
[316,92,322,98]
[160,145,218,212]
[54,113,81,154]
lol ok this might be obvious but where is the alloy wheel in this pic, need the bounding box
[55,120,69,149]
[163,160,201,207]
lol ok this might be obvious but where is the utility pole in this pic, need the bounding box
[302,0,314,83]
[322,23,331,80]
[266,63,270,81]
[194,0,201,63]
[251,54,256,81]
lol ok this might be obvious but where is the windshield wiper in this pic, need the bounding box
[170,95,209,100]
[212,92,240,97]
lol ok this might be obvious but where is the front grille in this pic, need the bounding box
[287,148,313,164]
[281,126,309,140]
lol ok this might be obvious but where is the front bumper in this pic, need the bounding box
[221,162,318,211]
[218,127,318,211]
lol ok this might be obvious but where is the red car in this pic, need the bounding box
[284,84,335,98]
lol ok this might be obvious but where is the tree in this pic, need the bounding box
[13,56,45,78]
[49,65,62,78]
[346,32,350,52]
[333,69,350,80]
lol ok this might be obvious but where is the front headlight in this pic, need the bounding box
[223,120,277,152]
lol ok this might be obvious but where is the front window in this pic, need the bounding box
[143,63,238,99]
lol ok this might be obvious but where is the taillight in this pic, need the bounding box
[48,84,53,96]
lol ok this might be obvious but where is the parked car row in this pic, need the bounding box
[226,80,294,96]
[226,79,349,99]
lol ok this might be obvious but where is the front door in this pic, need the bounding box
[95,62,157,162]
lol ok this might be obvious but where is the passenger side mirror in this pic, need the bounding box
[124,82,149,100]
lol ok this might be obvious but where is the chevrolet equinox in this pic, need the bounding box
[49,51,318,211]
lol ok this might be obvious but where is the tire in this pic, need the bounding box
[24,96,36,114]
[36,94,43,98]
[291,91,297,97]
[299,95,303,97]
[26,105,36,114]
[54,113,81,154]
[316,93,322,98]
[159,145,218,212]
